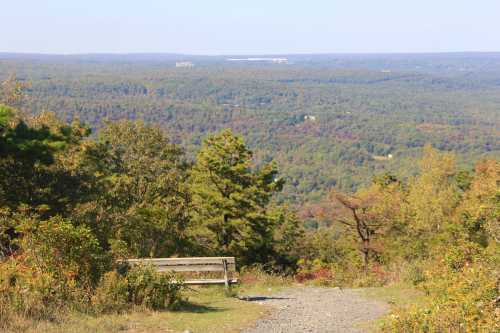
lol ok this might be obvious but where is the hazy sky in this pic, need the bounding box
[2,0,499,54]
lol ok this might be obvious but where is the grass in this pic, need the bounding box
[2,271,423,333]
[21,288,264,333]
[14,272,292,333]
[353,283,426,332]
[356,283,426,308]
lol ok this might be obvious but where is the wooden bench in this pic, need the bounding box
[125,257,238,290]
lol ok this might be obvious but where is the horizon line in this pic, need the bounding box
[2,51,500,57]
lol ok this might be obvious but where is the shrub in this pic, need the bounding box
[0,214,183,331]
[1,261,184,330]
[125,264,183,310]
[17,215,108,286]
[383,251,499,332]
[0,215,105,328]
[0,257,88,323]
[295,258,389,287]
[91,271,129,314]
[92,264,185,313]
[295,259,333,285]
[404,263,426,286]
[239,264,292,287]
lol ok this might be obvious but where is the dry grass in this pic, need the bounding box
[3,270,292,333]
[12,288,263,333]
[356,283,425,308]
[353,283,426,332]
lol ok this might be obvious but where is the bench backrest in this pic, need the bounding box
[125,256,236,273]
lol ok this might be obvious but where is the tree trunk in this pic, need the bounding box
[352,207,370,271]
[222,214,229,253]
[362,239,369,272]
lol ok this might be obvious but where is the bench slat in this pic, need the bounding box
[155,264,235,272]
[126,257,235,266]
[183,278,238,285]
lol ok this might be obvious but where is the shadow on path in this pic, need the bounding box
[237,296,294,302]
[175,301,226,313]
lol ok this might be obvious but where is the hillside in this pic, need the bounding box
[1,53,499,205]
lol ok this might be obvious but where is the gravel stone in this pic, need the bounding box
[241,287,389,333]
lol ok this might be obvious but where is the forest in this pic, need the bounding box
[1,53,499,208]
[0,54,499,332]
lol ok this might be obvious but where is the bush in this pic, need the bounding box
[239,264,292,288]
[383,250,499,332]
[0,213,184,331]
[92,264,183,313]
[1,262,184,331]
[17,215,108,287]
[0,257,88,324]
[404,263,426,286]
[295,259,334,285]
[295,258,389,287]
[125,264,183,310]
[0,215,105,328]
[91,271,129,314]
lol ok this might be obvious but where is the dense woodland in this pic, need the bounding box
[0,54,499,332]
[1,54,499,208]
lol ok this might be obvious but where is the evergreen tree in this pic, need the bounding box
[190,129,283,264]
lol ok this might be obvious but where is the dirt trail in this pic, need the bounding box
[241,286,389,333]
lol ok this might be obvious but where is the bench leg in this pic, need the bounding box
[222,259,230,294]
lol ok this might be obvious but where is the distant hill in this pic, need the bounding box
[1,53,499,204]
[3,51,500,72]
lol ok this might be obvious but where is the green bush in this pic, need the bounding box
[125,264,183,310]
[92,264,185,313]
[91,271,129,314]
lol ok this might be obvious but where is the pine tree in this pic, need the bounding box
[190,129,283,264]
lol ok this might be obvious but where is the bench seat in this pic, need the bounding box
[125,256,238,289]
[183,278,238,285]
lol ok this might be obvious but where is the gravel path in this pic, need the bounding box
[240,287,389,333]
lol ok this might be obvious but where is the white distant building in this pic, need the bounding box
[227,57,289,64]
[271,58,289,64]
[176,61,194,68]
[304,115,316,121]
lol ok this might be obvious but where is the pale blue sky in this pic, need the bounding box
[1,0,499,54]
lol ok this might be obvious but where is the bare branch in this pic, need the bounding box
[333,218,355,228]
